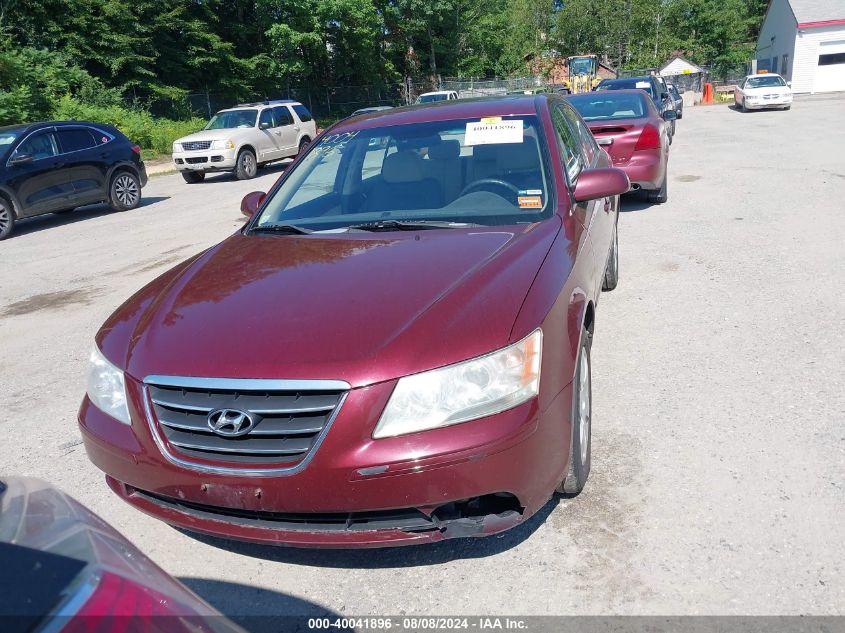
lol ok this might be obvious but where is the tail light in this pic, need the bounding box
[634,125,660,151]
[130,144,141,155]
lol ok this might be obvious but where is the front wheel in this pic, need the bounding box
[235,149,257,180]
[297,137,311,155]
[182,171,205,184]
[602,220,619,291]
[557,325,592,496]
[0,197,15,240]
[109,171,141,211]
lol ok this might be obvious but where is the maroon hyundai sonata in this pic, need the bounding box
[79,96,629,548]
[566,89,675,204]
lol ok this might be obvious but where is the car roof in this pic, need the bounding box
[744,73,785,79]
[221,100,303,112]
[568,88,649,99]
[1,121,119,134]
[600,76,654,84]
[332,95,542,132]
[419,91,455,96]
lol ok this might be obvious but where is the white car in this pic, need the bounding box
[172,100,318,183]
[734,74,793,112]
[415,90,458,104]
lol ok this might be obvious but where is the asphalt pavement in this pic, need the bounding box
[1,95,843,624]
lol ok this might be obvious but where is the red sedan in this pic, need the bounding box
[79,96,629,548]
[566,89,675,203]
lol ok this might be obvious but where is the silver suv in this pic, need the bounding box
[172,100,318,183]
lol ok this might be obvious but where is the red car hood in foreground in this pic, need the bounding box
[99,221,561,387]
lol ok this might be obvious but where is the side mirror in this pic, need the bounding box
[661,92,670,100]
[663,110,678,121]
[259,120,272,130]
[8,153,33,166]
[573,168,630,202]
[241,191,266,218]
[787,81,792,87]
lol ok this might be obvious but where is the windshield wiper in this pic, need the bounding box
[250,223,313,235]
[345,220,481,232]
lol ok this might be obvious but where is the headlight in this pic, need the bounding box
[172,142,181,153]
[373,329,543,439]
[87,346,130,425]
[211,140,234,150]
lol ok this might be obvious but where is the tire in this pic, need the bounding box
[741,99,749,113]
[182,171,205,184]
[557,324,592,496]
[109,171,142,211]
[602,220,619,291]
[297,137,311,155]
[648,168,668,204]
[235,149,257,180]
[0,196,15,240]
[784,106,792,111]
[677,110,683,120]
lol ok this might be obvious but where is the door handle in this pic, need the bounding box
[597,138,613,146]
[294,126,300,131]
[274,131,282,136]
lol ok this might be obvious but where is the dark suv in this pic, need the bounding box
[595,75,676,139]
[0,121,147,240]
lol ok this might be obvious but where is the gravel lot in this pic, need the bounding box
[1,95,844,625]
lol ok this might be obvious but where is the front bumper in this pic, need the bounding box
[173,149,237,172]
[79,378,573,548]
[745,97,793,110]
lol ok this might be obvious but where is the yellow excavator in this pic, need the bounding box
[563,55,601,94]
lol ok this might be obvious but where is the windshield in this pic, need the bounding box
[417,94,448,103]
[0,129,21,157]
[254,115,552,232]
[746,76,787,89]
[569,57,596,75]
[205,109,258,130]
[568,93,648,121]
[597,79,656,99]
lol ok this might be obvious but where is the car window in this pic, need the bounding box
[0,130,22,154]
[205,109,258,130]
[568,93,649,121]
[292,104,313,122]
[745,75,787,89]
[274,106,294,126]
[259,109,276,129]
[57,129,96,153]
[16,131,58,161]
[256,115,552,230]
[551,106,582,183]
[561,105,596,164]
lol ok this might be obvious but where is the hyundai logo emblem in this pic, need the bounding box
[207,409,256,437]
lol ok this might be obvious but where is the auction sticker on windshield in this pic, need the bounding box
[465,119,523,146]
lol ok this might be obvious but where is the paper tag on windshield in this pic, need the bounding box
[465,119,523,146]
[518,196,543,209]
[636,81,650,89]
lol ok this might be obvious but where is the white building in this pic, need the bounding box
[756,0,845,93]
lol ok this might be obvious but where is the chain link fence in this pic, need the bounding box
[439,76,546,98]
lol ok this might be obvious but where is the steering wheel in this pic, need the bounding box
[459,178,520,199]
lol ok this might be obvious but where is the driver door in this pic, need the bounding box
[6,129,76,217]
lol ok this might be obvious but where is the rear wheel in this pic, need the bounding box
[557,324,592,496]
[182,171,205,184]
[602,221,619,291]
[235,149,257,180]
[0,197,15,240]
[648,168,668,204]
[109,171,141,211]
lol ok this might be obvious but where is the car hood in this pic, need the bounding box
[176,129,242,144]
[99,222,561,388]
[744,86,791,95]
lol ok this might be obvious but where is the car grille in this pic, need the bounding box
[130,489,437,533]
[145,378,347,467]
[185,157,208,164]
[181,141,212,151]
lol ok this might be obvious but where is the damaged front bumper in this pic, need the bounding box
[109,478,525,548]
